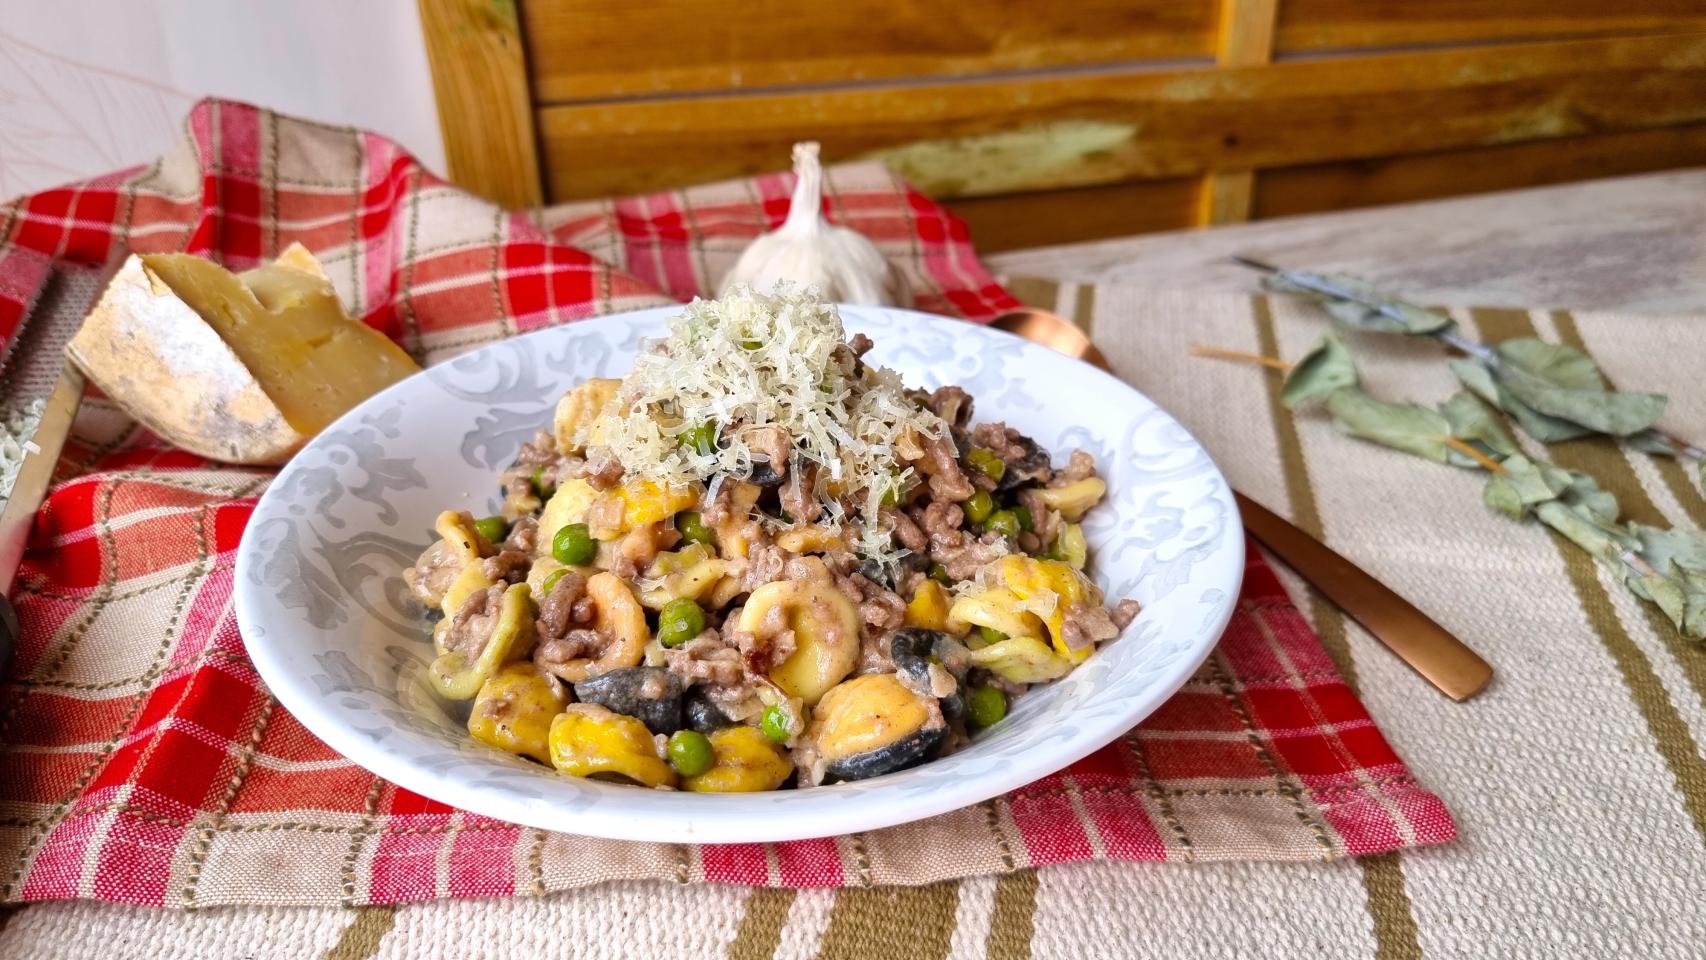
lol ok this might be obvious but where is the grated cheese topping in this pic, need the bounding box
[584,286,953,561]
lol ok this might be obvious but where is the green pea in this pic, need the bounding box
[966,685,1008,728]
[682,421,718,456]
[540,568,567,597]
[965,447,1006,483]
[531,466,554,499]
[928,562,952,585]
[760,704,793,744]
[666,730,715,777]
[657,598,707,648]
[978,626,1008,647]
[961,490,995,525]
[984,509,1021,540]
[473,515,509,545]
[677,510,715,546]
[552,523,597,566]
[1011,505,1034,531]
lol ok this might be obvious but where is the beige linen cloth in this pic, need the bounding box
[4,281,1703,959]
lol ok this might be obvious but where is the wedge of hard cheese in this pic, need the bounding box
[68,244,419,464]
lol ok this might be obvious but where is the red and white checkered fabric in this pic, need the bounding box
[0,99,1453,907]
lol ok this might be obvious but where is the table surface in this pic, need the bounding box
[4,168,1704,960]
[989,167,1706,315]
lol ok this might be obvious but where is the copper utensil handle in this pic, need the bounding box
[1234,491,1492,701]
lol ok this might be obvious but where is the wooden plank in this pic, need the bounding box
[418,0,543,209]
[1278,0,1706,52]
[1254,124,1706,219]
[954,127,1706,252]
[948,179,1201,253]
[522,0,1218,101]
[536,33,1706,202]
[1198,0,1278,225]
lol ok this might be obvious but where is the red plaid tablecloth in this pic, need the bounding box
[0,99,1453,907]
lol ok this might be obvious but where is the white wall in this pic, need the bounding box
[0,1,444,201]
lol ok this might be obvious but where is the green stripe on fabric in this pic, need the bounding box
[1253,296,1424,956]
[726,889,796,960]
[1472,308,1706,844]
[1542,314,1706,711]
[1001,276,1061,313]
[1252,297,1354,682]
[815,883,960,960]
[1362,853,1423,960]
[1071,284,1096,334]
[1548,310,1706,530]
[321,906,398,960]
[985,870,1039,960]
[1557,534,1706,840]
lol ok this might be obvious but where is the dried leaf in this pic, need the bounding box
[1634,524,1706,576]
[1448,357,1594,443]
[1324,387,1452,462]
[1534,500,1638,565]
[1492,338,1667,437]
[1557,469,1620,525]
[1440,390,1518,462]
[1281,335,1358,409]
[1631,525,1706,637]
[1626,429,1678,455]
[1482,455,1560,518]
[1264,272,1454,335]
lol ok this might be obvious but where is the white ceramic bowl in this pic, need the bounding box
[236,305,1242,843]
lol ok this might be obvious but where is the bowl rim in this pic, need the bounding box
[236,304,1243,843]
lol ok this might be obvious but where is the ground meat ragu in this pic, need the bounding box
[970,422,1027,464]
[881,506,927,552]
[917,501,963,541]
[1016,489,1061,546]
[923,385,974,431]
[534,629,607,678]
[1052,450,1097,486]
[514,430,560,468]
[739,543,794,592]
[744,425,792,480]
[779,466,823,524]
[533,571,588,642]
[1111,599,1141,629]
[404,539,464,607]
[1058,600,1124,652]
[577,445,625,490]
[597,522,679,580]
[664,631,763,722]
[932,531,1010,582]
[480,549,531,584]
[498,469,541,517]
[915,433,975,501]
[441,584,506,659]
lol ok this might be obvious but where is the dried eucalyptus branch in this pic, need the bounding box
[1235,257,1704,490]
[1198,333,1706,639]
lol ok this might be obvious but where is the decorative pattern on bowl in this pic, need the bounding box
[235,305,1243,842]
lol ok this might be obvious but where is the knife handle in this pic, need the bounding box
[1233,490,1493,701]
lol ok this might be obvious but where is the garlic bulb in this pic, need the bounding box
[718,142,908,306]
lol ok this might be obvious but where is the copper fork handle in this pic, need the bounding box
[1235,491,1492,701]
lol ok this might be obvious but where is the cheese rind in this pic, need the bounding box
[67,245,420,465]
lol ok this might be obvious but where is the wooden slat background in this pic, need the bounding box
[421,0,1706,252]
